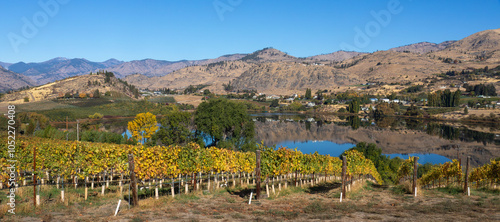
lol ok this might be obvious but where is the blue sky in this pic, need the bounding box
[1,0,499,63]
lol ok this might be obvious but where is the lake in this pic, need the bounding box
[55,113,500,166]
[251,113,500,166]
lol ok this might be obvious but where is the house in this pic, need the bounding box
[285,98,295,102]
[307,102,316,107]
[369,98,378,103]
[392,99,400,103]
[266,95,280,100]
[381,98,390,103]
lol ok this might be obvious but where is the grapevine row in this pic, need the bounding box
[0,136,382,185]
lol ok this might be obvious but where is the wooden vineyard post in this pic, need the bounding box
[295,170,298,186]
[33,144,37,207]
[255,150,261,199]
[413,157,418,196]
[341,156,347,199]
[128,154,139,207]
[464,156,470,196]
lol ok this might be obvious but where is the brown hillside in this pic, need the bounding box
[388,41,455,54]
[431,28,500,63]
[123,61,252,93]
[0,66,35,92]
[1,73,139,104]
[308,51,368,62]
[231,62,354,95]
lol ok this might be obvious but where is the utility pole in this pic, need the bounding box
[76,120,79,141]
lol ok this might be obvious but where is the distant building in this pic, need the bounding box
[307,102,316,107]
[369,98,378,103]
[381,98,390,103]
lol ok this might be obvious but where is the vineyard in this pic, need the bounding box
[0,136,382,210]
[397,156,499,191]
[0,136,498,220]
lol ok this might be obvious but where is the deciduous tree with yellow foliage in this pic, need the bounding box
[128,112,158,143]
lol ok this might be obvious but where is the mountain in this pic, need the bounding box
[0,66,36,93]
[8,58,109,84]
[231,61,354,95]
[4,28,500,95]
[101,58,124,67]
[0,72,138,103]
[430,28,500,62]
[0,62,12,69]
[6,54,247,84]
[389,41,456,54]
[123,60,252,91]
[125,27,500,95]
[241,48,299,63]
[307,51,367,62]
[108,54,246,78]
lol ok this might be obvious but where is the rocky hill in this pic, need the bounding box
[1,72,139,103]
[123,61,252,92]
[430,28,500,63]
[307,51,367,61]
[231,62,354,94]
[241,48,299,63]
[389,41,456,54]
[0,66,36,93]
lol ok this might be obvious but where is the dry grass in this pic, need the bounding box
[2,179,498,221]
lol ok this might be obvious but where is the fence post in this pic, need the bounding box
[256,150,261,199]
[413,157,418,196]
[464,156,470,195]
[341,156,347,198]
[128,154,139,206]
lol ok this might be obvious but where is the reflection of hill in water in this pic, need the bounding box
[255,121,499,167]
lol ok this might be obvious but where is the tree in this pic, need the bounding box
[194,98,254,150]
[24,97,29,102]
[153,110,193,146]
[93,89,100,98]
[464,106,469,115]
[348,99,360,113]
[127,112,159,143]
[270,99,279,108]
[452,89,461,107]
[203,89,211,95]
[305,88,312,99]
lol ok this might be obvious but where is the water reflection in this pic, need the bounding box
[252,113,500,166]
[277,140,355,158]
